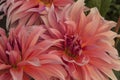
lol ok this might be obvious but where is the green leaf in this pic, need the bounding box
[85,0,112,17]
[114,71,120,80]
[105,0,120,21]
[115,39,120,56]
[85,0,101,10]
[100,0,112,17]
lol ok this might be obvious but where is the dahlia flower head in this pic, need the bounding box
[0,0,73,29]
[41,0,120,80]
[0,26,69,80]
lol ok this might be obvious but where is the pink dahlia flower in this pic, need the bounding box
[0,0,73,29]
[42,0,120,80]
[0,26,67,80]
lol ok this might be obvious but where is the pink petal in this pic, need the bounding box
[0,64,11,70]
[53,0,73,6]
[41,65,67,80]
[0,72,12,80]
[48,5,59,29]
[25,27,45,49]
[36,39,63,52]
[81,66,91,80]
[86,64,104,80]
[70,0,84,22]
[98,66,117,80]
[10,68,23,80]
[40,54,64,65]
[6,51,21,65]
[24,66,48,80]
[27,58,41,66]
[15,0,38,14]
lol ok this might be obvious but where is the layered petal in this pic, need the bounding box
[43,0,120,80]
[0,25,68,80]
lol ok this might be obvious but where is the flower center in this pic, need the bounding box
[38,0,53,7]
[64,35,82,58]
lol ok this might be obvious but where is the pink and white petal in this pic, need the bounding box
[70,0,85,22]
[97,21,116,33]
[96,40,119,59]
[87,7,101,22]
[10,68,23,80]
[27,57,41,67]
[98,66,117,80]
[83,11,101,38]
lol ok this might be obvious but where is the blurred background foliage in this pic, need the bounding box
[0,0,120,79]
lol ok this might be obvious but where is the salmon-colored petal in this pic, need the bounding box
[40,54,64,65]
[77,11,87,34]
[81,66,91,80]
[37,39,63,52]
[83,13,100,37]
[41,65,67,80]
[24,66,49,80]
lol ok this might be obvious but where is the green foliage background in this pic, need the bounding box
[0,0,120,79]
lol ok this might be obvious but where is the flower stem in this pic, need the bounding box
[115,17,120,33]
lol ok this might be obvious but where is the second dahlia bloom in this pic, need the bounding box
[42,0,120,80]
[0,26,68,80]
[0,0,73,29]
